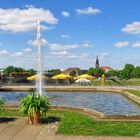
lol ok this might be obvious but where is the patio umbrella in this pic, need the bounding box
[75,78,91,83]
[74,74,95,80]
[27,75,48,81]
[52,73,73,80]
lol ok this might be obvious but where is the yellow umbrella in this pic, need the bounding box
[27,75,48,81]
[52,73,73,80]
[74,74,95,80]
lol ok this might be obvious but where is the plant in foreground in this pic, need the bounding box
[19,92,50,124]
[0,97,4,110]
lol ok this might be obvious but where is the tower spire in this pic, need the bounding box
[95,56,99,67]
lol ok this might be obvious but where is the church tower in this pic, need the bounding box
[95,56,99,67]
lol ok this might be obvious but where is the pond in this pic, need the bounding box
[0,91,140,115]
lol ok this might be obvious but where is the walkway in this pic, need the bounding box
[0,118,140,140]
[1,85,140,92]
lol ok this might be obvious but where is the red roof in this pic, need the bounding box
[64,67,80,73]
[101,66,110,71]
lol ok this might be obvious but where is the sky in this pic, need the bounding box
[0,0,140,70]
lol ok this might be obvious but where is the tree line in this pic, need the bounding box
[1,64,140,80]
[88,64,140,79]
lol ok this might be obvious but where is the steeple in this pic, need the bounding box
[95,56,99,67]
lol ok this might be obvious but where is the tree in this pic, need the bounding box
[87,67,95,76]
[131,66,140,78]
[28,69,36,76]
[88,67,104,77]
[105,70,119,77]
[124,64,135,79]
[119,64,135,79]
[4,66,25,75]
[93,67,105,77]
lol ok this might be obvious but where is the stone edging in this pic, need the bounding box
[51,106,105,119]
[121,90,140,105]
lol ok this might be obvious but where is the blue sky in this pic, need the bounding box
[0,0,140,70]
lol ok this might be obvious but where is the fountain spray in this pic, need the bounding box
[36,20,43,96]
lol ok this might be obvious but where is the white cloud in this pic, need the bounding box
[61,11,70,17]
[51,50,69,56]
[23,48,32,52]
[82,41,94,48]
[12,52,23,57]
[48,43,80,51]
[75,7,101,15]
[99,52,109,59]
[0,7,58,32]
[132,41,140,48]
[122,21,140,35]
[28,38,48,46]
[24,4,35,8]
[48,41,94,51]
[50,50,80,60]
[0,50,9,57]
[61,34,70,39]
[114,41,130,48]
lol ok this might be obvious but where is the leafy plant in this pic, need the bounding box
[0,97,4,110]
[19,92,50,124]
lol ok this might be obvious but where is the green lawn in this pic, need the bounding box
[91,78,140,86]
[126,89,140,97]
[125,78,140,86]
[91,80,121,86]
[1,109,140,136]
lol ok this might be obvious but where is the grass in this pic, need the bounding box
[91,80,121,86]
[0,108,25,117]
[124,78,140,86]
[126,89,140,97]
[91,78,140,86]
[1,109,140,136]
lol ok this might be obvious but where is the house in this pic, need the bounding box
[100,66,111,73]
[64,67,81,76]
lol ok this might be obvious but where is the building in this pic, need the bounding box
[100,66,111,73]
[95,56,110,72]
[64,67,81,76]
[95,56,99,67]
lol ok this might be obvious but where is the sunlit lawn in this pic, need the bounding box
[0,109,140,136]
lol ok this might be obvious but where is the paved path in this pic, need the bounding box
[0,118,140,140]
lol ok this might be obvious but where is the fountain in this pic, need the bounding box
[36,20,43,96]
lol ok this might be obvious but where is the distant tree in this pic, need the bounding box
[131,66,140,78]
[119,64,135,79]
[93,67,105,77]
[47,69,61,76]
[88,67,104,77]
[105,70,119,77]
[119,70,129,80]
[87,67,95,76]
[52,69,61,75]
[28,69,36,76]
[4,66,25,75]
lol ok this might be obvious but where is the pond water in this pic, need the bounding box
[1,91,140,115]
